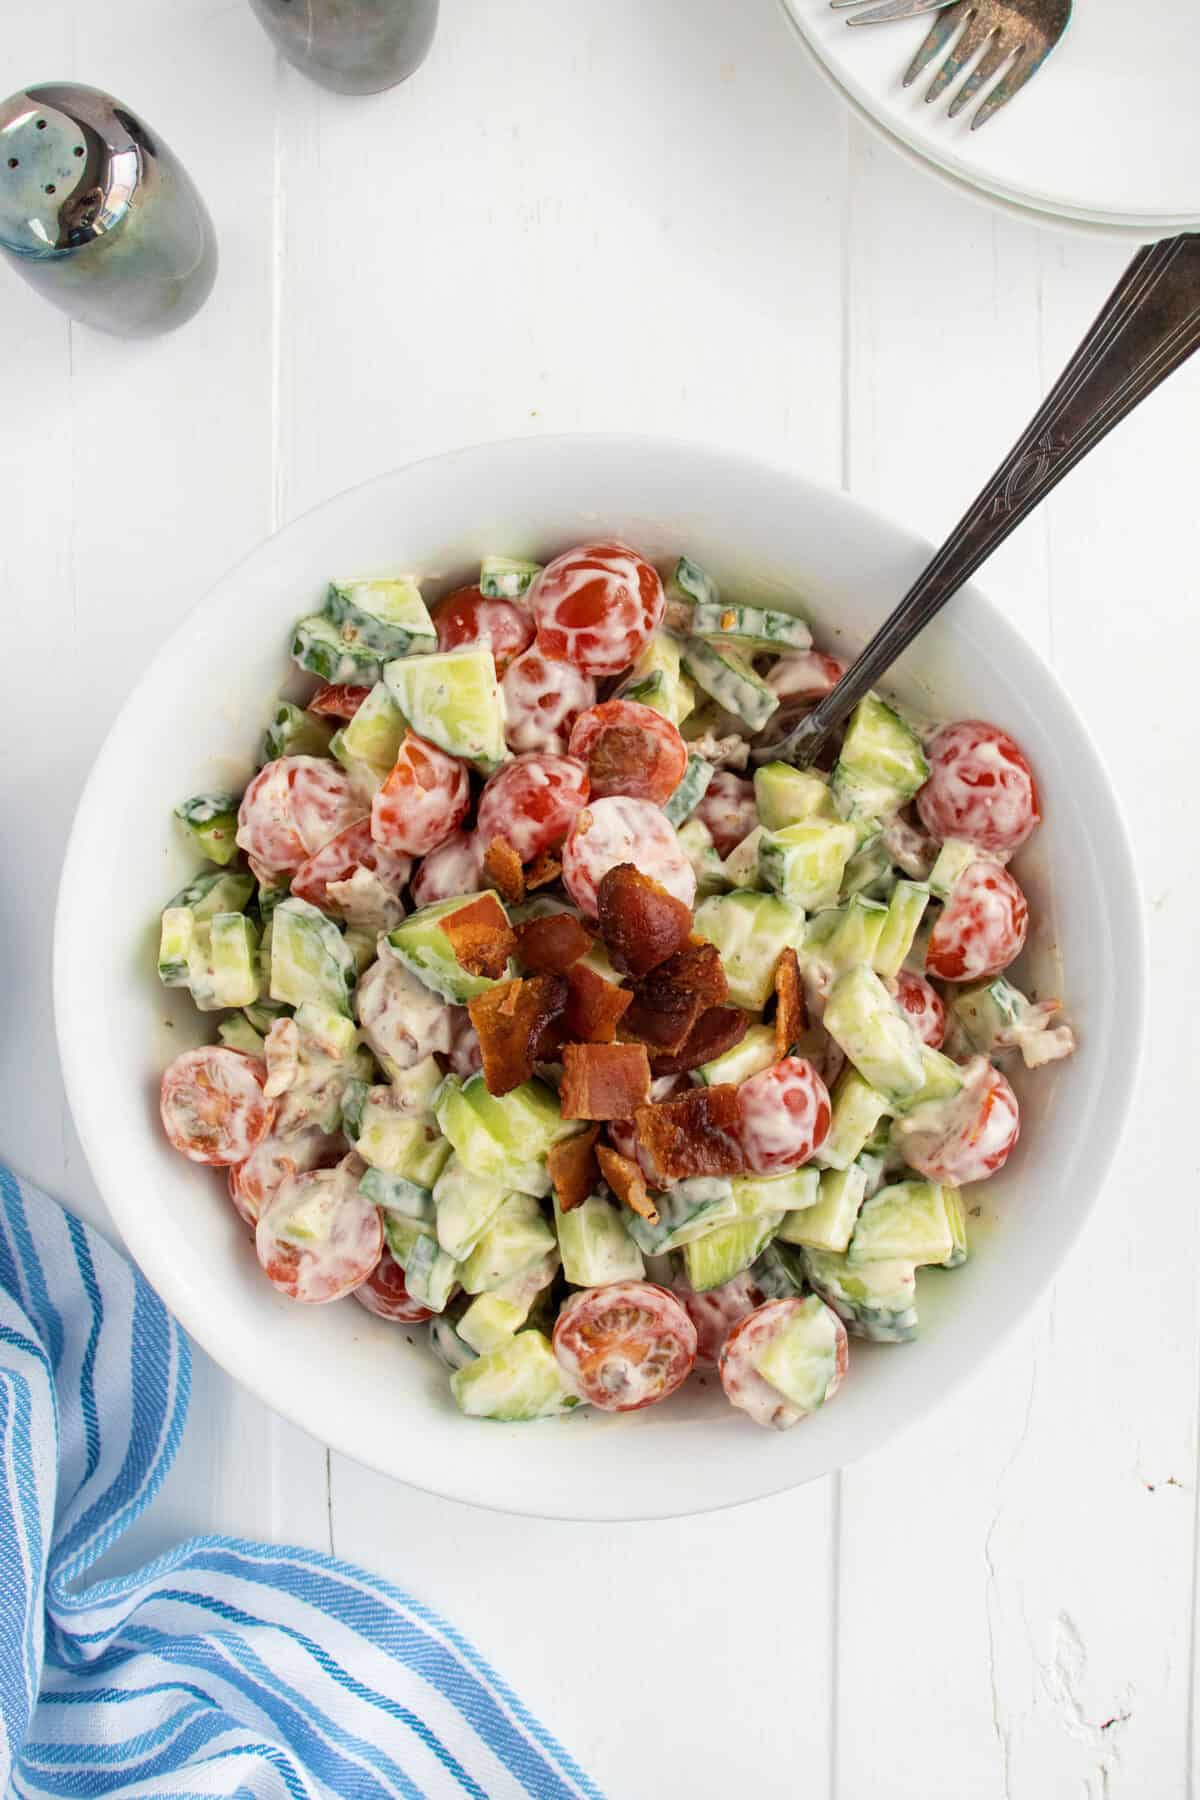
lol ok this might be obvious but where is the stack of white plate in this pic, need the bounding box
[778,0,1200,238]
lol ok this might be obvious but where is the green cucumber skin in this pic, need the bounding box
[663,755,715,827]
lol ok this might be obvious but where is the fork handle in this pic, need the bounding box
[777,233,1200,767]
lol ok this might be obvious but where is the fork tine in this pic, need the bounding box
[946,32,1014,116]
[903,4,967,87]
[970,43,1048,127]
[843,0,959,26]
[923,11,992,102]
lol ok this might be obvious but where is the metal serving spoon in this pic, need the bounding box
[763,234,1200,770]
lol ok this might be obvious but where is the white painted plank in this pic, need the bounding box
[327,1458,835,1800]
[836,128,1197,1799]
[0,0,331,1568]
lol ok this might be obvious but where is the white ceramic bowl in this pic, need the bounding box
[55,436,1142,1521]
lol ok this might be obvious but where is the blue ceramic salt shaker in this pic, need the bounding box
[248,0,438,94]
[0,84,216,337]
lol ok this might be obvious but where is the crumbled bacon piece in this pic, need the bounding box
[468,974,568,1095]
[595,864,693,978]
[620,940,729,1056]
[516,912,594,974]
[483,836,525,906]
[563,963,633,1044]
[634,1084,745,1181]
[621,986,703,1056]
[560,1042,652,1121]
[659,939,729,1009]
[774,947,807,1060]
[596,1143,659,1225]
[649,1006,749,1077]
[525,850,563,889]
[548,1124,601,1214]
[438,893,517,979]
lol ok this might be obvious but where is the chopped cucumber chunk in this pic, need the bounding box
[205,913,262,1010]
[458,1194,557,1295]
[168,869,254,921]
[479,555,541,599]
[435,1073,568,1195]
[831,695,928,831]
[450,1330,580,1420]
[803,895,889,976]
[929,839,977,901]
[682,638,778,732]
[555,1193,645,1285]
[942,1185,969,1268]
[675,818,730,898]
[901,1046,965,1111]
[777,1165,867,1254]
[873,880,931,979]
[387,893,515,1004]
[355,1099,451,1187]
[434,1157,512,1261]
[269,897,356,1015]
[731,1165,820,1219]
[691,601,812,654]
[404,1231,460,1312]
[671,555,718,608]
[823,964,926,1105]
[175,793,239,866]
[382,1211,436,1269]
[324,576,435,657]
[663,754,714,827]
[262,700,334,765]
[692,890,805,1010]
[158,908,197,988]
[813,1066,892,1172]
[359,1166,436,1223]
[754,1295,843,1413]
[619,630,695,726]
[430,1314,477,1372]
[752,1239,808,1300]
[759,819,858,911]
[803,1247,919,1344]
[683,1212,782,1292]
[839,840,895,903]
[291,615,387,686]
[331,681,406,780]
[384,647,506,771]
[217,1013,266,1057]
[693,1021,777,1087]
[849,1179,957,1267]
[753,763,834,832]
[722,825,767,890]
[625,1178,736,1255]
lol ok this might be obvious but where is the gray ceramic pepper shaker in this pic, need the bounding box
[0,84,216,337]
[249,0,438,94]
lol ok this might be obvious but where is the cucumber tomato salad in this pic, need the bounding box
[157,543,1073,1430]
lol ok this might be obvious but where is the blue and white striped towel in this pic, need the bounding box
[0,1166,603,1799]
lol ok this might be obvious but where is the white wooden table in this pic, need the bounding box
[4,3,1197,1794]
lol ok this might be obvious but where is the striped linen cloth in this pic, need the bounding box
[0,1167,603,1800]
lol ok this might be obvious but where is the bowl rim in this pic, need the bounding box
[53,431,1147,1520]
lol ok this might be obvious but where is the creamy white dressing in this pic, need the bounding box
[355,943,453,1075]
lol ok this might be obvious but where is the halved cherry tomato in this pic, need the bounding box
[893,969,947,1049]
[893,1056,1019,1185]
[292,817,413,915]
[236,756,364,874]
[531,543,665,676]
[681,1269,768,1367]
[501,646,596,755]
[926,859,1028,982]
[256,1164,383,1303]
[161,1047,274,1166]
[370,731,470,856]
[552,1281,697,1411]
[476,753,590,863]
[694,770,758,859]
[719,1297,848,1430]
[410,829,486,906]
[432,584,534,674]
[917,720,1040,856]
[567,700,688,805]
[308,684,371,720]
[229,1124,344,1227]
[352,1243,434,1322]
[735,1057,831,1174]
[562,795,696,919]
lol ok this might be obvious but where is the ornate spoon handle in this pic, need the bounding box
[771,233,1200,767]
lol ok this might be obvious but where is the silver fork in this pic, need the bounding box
[833,0,1071,129]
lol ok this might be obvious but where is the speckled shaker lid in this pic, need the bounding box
[0,84,145,258]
